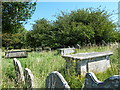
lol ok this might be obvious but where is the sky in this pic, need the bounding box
[24,2,118,31]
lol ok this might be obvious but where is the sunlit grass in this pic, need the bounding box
[1,44,119,88]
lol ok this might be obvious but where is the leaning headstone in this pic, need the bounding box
[24,68,34,88]
[46,71,70,89]
[75,44,81,49]
[13,58,24,84]
[84,72,120,89]
[5,50,28,58]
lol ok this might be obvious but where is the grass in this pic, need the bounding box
[1,44,119,88]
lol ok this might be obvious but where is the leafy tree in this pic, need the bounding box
[26,18,53,48]
[2,25,27,49]
[53,8,117,46]
[27,7,118,49]
[2,1,36,33]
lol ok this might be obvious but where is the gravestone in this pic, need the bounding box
[76,44,81,50]
[68,46,71,48]
[58,48,75,55]
[24,68,34,88]
[13,58,24,84]
[43,47,51,52]
[35,47,42,52]
[46,71,70,89]
[84,72,120,89]
[5,50,28,58]
[62,51,113,76]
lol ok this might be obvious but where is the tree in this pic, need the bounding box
[53,8,117,46]
[2,1,36,33]
[26,18,53,48]
[2,25,28,49]
[27,7,118,49]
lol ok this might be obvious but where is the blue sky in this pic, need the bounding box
[24,2,118,31]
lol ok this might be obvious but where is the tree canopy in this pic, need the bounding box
[2,1,36,33]
[26,8,118,49]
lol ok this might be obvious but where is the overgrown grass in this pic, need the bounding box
[1,44,119,88]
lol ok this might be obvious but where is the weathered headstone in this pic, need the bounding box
[5,50,28,58]
[62,51,113,76]
[84,72,120,89]
[24,68,34,88]
[43,47,51,52]
[58,48,75,55]
[35,47,42,52]
[13,58,24,84]
[68,46,71,48]
[46,71,70,89]
[75,44,81,50]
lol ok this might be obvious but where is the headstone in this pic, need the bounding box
[35,47,42,52]
[5,50,28,58]
[43,47,51,51]
[24,68,34,88]
[68,46,71,48]
[46,71,70,89]
[13,58,24,84]
[76,44,81,49]
[84,72,120,89]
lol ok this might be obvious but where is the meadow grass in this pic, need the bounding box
[1,44,119,88]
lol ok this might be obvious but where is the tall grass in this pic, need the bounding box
[1,44,119,88]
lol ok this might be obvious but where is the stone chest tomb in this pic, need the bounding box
[5,50,28,58]
[58,48,75,55]
[62,51,113,76]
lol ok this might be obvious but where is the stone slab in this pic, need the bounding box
[62,51,113,60]
[5,50,28,58]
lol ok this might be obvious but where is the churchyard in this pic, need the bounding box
[1,44,119,89]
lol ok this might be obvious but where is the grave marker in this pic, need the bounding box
[58,48,75,55]
[46,71,70,89]
[13,58,24,84]
[62,51,113,76]
[76,44,81,50]
[5,50,28,58]
[84,72,120,89]
[24,68,34,88]
[35,47,42,52]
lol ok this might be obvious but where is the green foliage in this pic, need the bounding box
[2,26,27,49]
[54,8,117,46]
[2,1,36,33]
[2,45,119,88]
[27,7,118,49]
[26,18,54,48]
